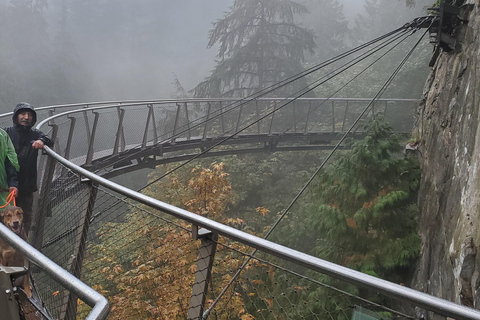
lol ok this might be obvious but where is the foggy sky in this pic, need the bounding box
[46,0,234,100]
[40,0,428,102]
[42,0,371,101]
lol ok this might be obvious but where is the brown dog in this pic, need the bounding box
[0,206,31,297]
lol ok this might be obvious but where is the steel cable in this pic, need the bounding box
[202,21,433,319]
[94,24,413,176]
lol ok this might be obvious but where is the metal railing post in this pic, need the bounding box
[0,267,22,320]
[113,107,125,155]
[142,104,157,148]
[342,100,349,132]
[60,180,99,320]
[172,103,182,144]
[85,111,99,166]
[184,103,191,141]
[188,228,218,320]
[331,100,335,132]
[292,100,297,132]
[235,102,243,133]
[64,116,76,160]
[203,103,211,141]
[255,100,261,134]
[268,101,277,135]
[83,109,91,143]
[32,123,58,250]
[219,101,225,134]
[304,100,311,134]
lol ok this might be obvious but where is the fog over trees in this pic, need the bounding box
[0,0,432,112]
[194,0,316,98]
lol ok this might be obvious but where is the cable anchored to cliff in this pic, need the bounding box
[426,1,474,65]
[134,21,425,191]
[94,21,418,178]
[202,19,434,319]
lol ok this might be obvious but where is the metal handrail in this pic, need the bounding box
[3,98,420,167]
[0,97,421,120]
[38,139,480,320]
[0,98,419,319]
[0,223,109,320]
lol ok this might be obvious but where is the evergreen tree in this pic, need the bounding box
[267,115,422,318]
[300,0,349,62]
[50,0,100,102]
[0,0,51,107]
[194,0,316,98]
[305,115,421,281]
[0,0,97,107]
[0,2,19,108]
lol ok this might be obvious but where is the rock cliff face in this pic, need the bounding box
[413,0,480,314]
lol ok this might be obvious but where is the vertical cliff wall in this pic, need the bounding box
[413,0,480,313]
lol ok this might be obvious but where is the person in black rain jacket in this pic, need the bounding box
[4,102,53,234]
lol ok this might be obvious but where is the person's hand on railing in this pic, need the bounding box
[31,139,45,149]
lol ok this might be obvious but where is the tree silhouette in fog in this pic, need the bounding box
[194,0,316,98]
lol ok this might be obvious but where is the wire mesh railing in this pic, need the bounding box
[29,165,371,319]
[0,216,109,320]
[29,98,419,178]
[4,99,480,319]
[12,99,478,319]
[29,157,480,320]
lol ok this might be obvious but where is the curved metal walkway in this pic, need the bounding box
[27,98,417,178]
[1,98,479,320]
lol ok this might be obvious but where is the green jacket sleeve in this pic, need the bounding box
[0,129,19,205]
[4,130,19,171]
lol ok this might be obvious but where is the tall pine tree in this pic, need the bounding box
[300,0,349,62]
[194,0,316,98]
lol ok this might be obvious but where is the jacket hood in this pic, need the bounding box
[13,102,37,129]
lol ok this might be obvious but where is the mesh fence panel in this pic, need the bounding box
[29,162,422,320]
[12,100,464,320]
[201,241,416,320]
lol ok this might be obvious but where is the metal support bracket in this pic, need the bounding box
[187,228,217,320]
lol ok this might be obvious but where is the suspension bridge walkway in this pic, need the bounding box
[1,7,479,319]
[0,98,479,320]
[46,98,416,178]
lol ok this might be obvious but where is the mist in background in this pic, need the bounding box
[45,0,233,102]
[0,0,433,111]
